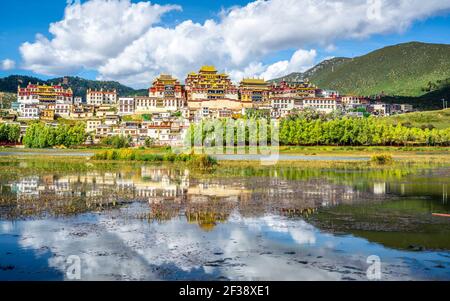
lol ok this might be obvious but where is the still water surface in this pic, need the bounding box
[0,160,449,280]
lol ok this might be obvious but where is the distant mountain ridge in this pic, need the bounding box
[270,57,351,83]
[271,42,450,98]
[0,75,148,99]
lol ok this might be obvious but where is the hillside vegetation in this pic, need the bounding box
[0,75,147,99]
[272,42,450,98]
[0,92,16,109]
[385,109,450,130]
[313,42,450,97]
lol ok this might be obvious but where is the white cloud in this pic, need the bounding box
[19,0,450,87]
[260,49,317,80]
[1,59,16,70]
[20,0,181,76]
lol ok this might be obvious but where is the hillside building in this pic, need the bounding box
[185,66,239,102]
[239,78,270,104]
[118,97,135,116]
[135,75,185,113]
[17,83,73,104]
[185,66,252,115]
[18,104,40,120]
[86,89,117,106]
[303,97,341,114]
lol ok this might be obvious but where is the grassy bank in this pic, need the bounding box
[2,146,450,167]
[92,149,218,169]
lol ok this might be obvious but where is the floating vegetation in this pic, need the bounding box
[278,207,318,218]
[92,150,217,169]
[371,154,394,165]
[0,191,137,220]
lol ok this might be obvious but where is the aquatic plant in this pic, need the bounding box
[371,154,394,165]
[92,150,217,169]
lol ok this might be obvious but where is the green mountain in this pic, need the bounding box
[272,42,450,98]
[380,79,450,110]
[0,75,148,99]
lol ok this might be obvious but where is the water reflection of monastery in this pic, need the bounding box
[4,167,415,229]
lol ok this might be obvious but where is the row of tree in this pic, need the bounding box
[279,117,450,146]
[0,123,20,144]
[186,116,450,147]
[5,112,450,149]
[23,122,87,148]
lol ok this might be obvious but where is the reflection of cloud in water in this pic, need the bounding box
[237,215,317,245]
[1,222,14,233]
[15,208,343,280]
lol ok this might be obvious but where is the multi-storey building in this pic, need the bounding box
[95,105,117,118]
[341,96,363,109]
[17,83,73,104]
[96,125,112,137]
[135,75,185,113]
[269,81,316,100]
[18,104,40,120]
[55,103,72,118]
[401,104,414,113]
[303,97,341,114]
[317,89,339,98]
[239,78,270,104]
[74,97,83,105]
[41,109,55,121]
[185,66,251,115]
[371,103,391,116]
[86,89,117,106]
[86,119,102,133]
[118,98,135,116]
[268,81,314,116]
[185,66,239,102]
[70,105,95,119]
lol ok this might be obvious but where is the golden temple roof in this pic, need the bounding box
[199,65,217,72]
[241,78,267,85]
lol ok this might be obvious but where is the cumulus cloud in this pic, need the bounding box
[1,59,16,70]
[19,0,450,87]
[260,49,317,80]
[20,0,181,75]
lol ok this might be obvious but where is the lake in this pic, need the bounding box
[0,159,449,280]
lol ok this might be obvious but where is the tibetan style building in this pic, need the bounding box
[239,78,270,104]
[185,66,251,116]
[135,75,185,113]
[185,66,239,102]
[86,89,117,106]
[17,83,73,104]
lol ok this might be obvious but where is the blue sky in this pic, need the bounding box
[1,0,449,87]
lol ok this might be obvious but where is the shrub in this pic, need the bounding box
[370,154,393,165]
[91,150,218,169]
[102,135,131,149]
[188,154,218,169]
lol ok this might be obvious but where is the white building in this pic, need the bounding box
[118,98,135,116]
[318,90,340,98]
[372,103,391,116]
[303,98,340,114]
[86,89,117,106]
[86,119,102,133]
[135,96,185,113]
[341,96,362,109]
[55,103,72,118]
[401,104,414,112]
[18,105,40,120]
[96,125,112,137]
[74,97,83,105]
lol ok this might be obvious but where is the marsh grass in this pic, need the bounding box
[92,150,217,169]
[370,154,394,165]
